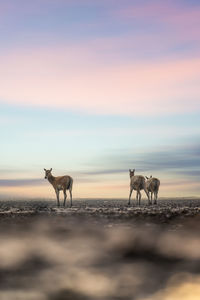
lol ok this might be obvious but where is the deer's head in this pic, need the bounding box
[44,168,52,179]
[129,169,135,178]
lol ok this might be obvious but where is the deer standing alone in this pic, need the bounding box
[128,169,150,205]
[145,176,160,204]
[44,168,73,207]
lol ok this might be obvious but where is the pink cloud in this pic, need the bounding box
[116,1,200,22]
[0,45,199,115]
[115,1,200,42]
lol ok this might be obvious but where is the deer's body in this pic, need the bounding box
[44,168,73,207]
[128,169,150,205]
[145,176,160,204]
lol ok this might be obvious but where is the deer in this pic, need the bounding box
[44,168,73,207]
[128,169,150,206]
[145,176,160,204]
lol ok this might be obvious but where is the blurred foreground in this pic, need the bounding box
[1,199,200,300]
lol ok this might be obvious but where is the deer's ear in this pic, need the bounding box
[133,169,135,172]
[150,175,152,178]
[44,168,46,171]
[145,176,148,179]
[50,168,52,171]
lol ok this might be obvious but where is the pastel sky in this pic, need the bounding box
[0,0,200,199]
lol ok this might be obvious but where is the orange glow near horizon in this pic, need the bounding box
[1,179,200,200]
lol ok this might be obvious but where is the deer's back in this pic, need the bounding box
[54,175,72,189]
[146,178,160,192]
[130,175,145,190]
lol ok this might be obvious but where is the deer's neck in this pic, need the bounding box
[48,174,55,185]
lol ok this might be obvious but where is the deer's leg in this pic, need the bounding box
[154,191,158,205]
[144,187,150,205]
[63,189,67,207]
[55,189,60,207]
[138,190,141,206]
[128,188,133,205]
[148,192,150,203]
[150,192,153,204]
[69,189,72,207]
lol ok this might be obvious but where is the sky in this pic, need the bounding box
[0,0,200,199]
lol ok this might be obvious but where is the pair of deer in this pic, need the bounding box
[129,169,160,205]
[44,168,160,207]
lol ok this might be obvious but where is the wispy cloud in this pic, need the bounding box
[0,46,199,115]
[0,179,44,187]
[112,1,200,59]
[91,142,200,179]
[116,0,200,32]
[79,169,127,176]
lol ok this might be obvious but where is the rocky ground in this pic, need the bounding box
[1,198,200,300]
[1,198,200,227]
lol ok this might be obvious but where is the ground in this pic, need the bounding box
[1,198,200,300]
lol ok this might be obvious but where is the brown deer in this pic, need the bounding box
[44,168,73,207]
[128,169,150,205]
[145,176,160,204]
